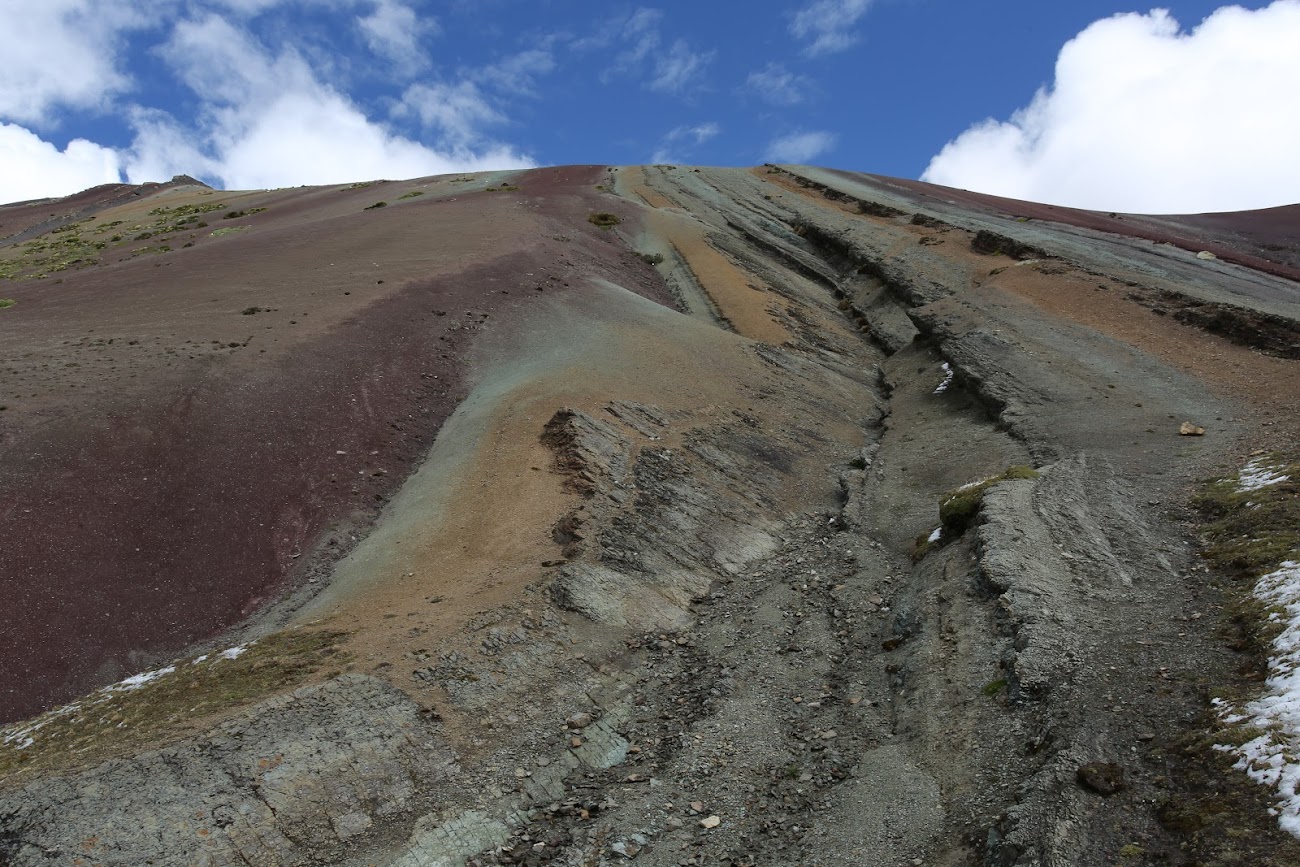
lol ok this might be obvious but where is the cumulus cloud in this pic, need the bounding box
[120,12,532,190]
[0,0,155,123]
[790,0,875,56]
[922,2,1300,213]
[0,123,122,203]
[766,130,836,163]
[746,63,807,106]
[650,122,720,164]
[358,0,435,72]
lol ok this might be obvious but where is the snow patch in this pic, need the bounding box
[218,645,249,661]
[1239,458,1290,493]
[1217,560,1300,837]
[933,362,954,395]
[110,665,177,692]
[927,527,942,543]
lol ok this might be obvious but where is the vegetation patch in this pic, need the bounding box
[1169,451,1300,860]
[0,299,14,310]
[210,226,249,237]
[588,212,621,229]
[398,190,425,199]
[1191,454,1300,577]
[938,465,1040,537]
[364,201,388,210]
[0,629,350,784]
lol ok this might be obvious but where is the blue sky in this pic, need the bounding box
[2,1,1299,212]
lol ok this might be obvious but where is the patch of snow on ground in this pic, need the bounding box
[927,527,942,543]
[218,645,249,661]
[1239,459,1291,493]
[933,362,954,395]
[108,665,177,692]
[1219,560,1300,837]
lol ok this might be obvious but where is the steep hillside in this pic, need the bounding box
[0,164,1297,866]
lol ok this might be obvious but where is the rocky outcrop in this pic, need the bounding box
[1,675,455,866]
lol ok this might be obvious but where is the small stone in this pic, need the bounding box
[699,815,721,829]
[1179,421,1206,436]
[820,730,838,740]
[571,736,584,748]
[849,697,862,705]
[666,817,683,830]
[689,801,705,814]
[567,712,594,729]
[1196,250,1217,260]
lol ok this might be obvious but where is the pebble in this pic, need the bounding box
[566,712,593,729]
[699,815,721,829]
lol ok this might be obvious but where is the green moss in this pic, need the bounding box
[982,678,1008,696]
[0,298,14,309]
[0,629,350,783]
[1191,455,1300,577]
[938,466,1040,537]
[398,190,425,199]
[364,201,388,210]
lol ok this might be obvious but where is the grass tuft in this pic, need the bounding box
[938,465,1040,537]
[587,212,621,229]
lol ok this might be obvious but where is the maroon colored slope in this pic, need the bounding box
[0,165,666,722]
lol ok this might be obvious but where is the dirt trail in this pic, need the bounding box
[1,165,1298,867]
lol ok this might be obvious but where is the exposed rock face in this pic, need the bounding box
[1,163,1298,865]
[1,676,456,865]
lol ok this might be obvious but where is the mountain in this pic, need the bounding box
[1,164,1297,865]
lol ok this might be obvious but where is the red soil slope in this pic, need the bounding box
[0,165,666,722]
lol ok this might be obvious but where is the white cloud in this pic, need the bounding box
[790,0,874,56]
[922,2,1300,213]
[618,8,664,66]
[0,123,122,204]
[202,89,526,189]
[398,81,504,146]
[358,0,435,72]
[650,40,714,93]
[746,63,807,106]
[121,11,531,189]
[766,130,836,163]
[120,107,219,185]
[650,122,720,164]
[0,0,156,124]
[475,49,556,96]
[596,8,711,93]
